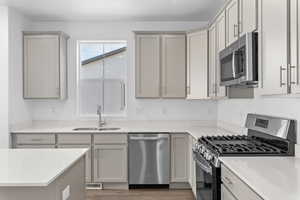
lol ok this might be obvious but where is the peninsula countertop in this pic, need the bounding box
[0,148,88,187]
[220,152,300,200]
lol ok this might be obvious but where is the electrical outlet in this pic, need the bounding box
[62,185,70,200]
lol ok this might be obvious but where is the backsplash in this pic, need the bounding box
[218,97,300,144]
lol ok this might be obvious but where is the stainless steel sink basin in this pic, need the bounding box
[73,127,121,131]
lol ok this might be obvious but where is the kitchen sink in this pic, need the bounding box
[73,127,121,131]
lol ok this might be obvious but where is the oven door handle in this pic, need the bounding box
[193,154,212,175]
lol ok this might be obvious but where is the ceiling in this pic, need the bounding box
[0,0,226,21]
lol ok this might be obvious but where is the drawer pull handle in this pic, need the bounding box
[224,176,233,185]
[31,139,43,142]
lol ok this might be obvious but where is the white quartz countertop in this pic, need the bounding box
[11,120,241,139]
[220,155,300,200]
[0,149,88,187]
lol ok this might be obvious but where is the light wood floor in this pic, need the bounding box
[86,189,195,200]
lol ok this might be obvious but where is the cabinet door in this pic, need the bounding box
[161,35,186,98]
[94,144,127,183]
[290,0,300,94]
[24,35,60,99]
[226,0,239,46]
[188,136,197,198]
[221,185,238,200]
[135,34,160,98]
[260,0,289,95]
[58,145,92,183]
[171,134,189,182]
[209,24,217,98]
[187,31,209,99]
[215,11,227,98]
[239,0,258,35]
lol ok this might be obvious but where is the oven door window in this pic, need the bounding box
[220,53,235,82]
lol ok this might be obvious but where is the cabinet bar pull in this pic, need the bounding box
[289,65,297,85]
[280,66,287,87]
[234,24,239,38]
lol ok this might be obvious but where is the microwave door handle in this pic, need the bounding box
[232,51,236,78]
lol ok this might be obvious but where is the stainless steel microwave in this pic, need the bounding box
[219,32,258,87]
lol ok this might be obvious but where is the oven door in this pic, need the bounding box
[193,152,221,200]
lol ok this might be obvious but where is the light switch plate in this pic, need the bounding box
[62,185,70,200]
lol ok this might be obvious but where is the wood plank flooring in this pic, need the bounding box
[86,189,195,200]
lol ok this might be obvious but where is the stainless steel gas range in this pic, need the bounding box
[192,113,296,200]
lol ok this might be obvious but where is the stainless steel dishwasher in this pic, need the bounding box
[128,133,170,188]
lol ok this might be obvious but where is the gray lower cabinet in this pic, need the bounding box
[221,184,238,200]
[93,144,127,183]
[57,134,92,183]
[13,134,56,148]
[171,134,189,183]
[221,164,263,200]
[57,145,92,183]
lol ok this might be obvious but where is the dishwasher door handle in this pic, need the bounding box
[129,136,169,141]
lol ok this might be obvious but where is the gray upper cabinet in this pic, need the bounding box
[161,35,186,98]
[260,0,289,95]
[23,31,69,100]
[135,34,161,98]
[215,11,227,98]
[290,0,300,94]
[135,33,186,99]
[239,0,258,35]
[208,24,217,98]
[226,0,239,46]
[186,30,209,99]
[226,0,257,46]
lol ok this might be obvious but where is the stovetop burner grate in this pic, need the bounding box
[199,135,286,155]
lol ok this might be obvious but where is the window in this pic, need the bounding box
[77,41,127,117]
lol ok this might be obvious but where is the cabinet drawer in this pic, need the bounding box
[221,164,263,200]
[94,134,127,144]
[57,134,91,145]
[15,134,55,145]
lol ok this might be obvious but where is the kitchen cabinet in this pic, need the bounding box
[221,164,263,200]
[58,144,92,183]
[23,31,69,99]
[239,0,258,35]
[93,144,127,183]
[171,134,189,183]
[188,136,197,198]
[135,34,160,98]
[226,0,239,46]
[13,134,56,148]
[209,24,217,98]
[221,184,238,200]
[215,11,227,98]
[135,33,186,98]
[226,0,257,46]
[290,0,300,94]
[57,134,92,183]
[186,30,209,99]
[161,35,186,98]
[93,134,128,183]
[260,0,289,95]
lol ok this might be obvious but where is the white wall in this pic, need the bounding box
[0,6,9,148]
[218,97,300,143]
[8,8,32,127]
[27,21,218,121]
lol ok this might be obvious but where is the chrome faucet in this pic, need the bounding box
[97,105,105,128]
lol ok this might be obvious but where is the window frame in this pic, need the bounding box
[76,40,128,119]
